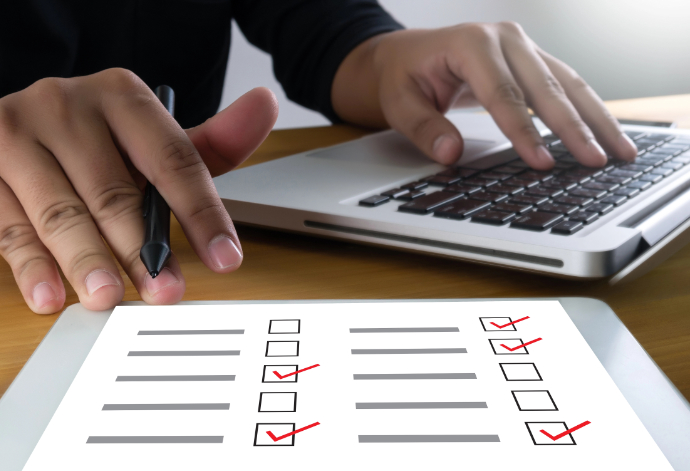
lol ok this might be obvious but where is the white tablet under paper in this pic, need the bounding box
[17,300,680,470]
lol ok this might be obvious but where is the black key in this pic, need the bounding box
[457,168,481,178]
[493,202,533,214]
[398,191,462,214]
[471,210,516,225]
[601,195,628,206]
[567,167,605,178]
[520,171,555,182]
[543,134,560,144]
[569,188,607,199]
[396,190,425,201]
[661,161,684,170]
[585,203,614,215]
[463,177,497,187]
[542,179,578,191]
[434,199,491,219]
[549,143,569,153]
[553,161,576,170]
[672,155,690,164]
[569,210,599,224]
[436,168,461,177]
[445,184,483,195]
[401,181,429,190]
[511,211,564,231]
[619,163,653,173]
[551,220,584,235]
[509,195,549,206]
[646,133,674,143]
[650,167,674,177]
[625,130,646,141]
[493,165,525,175]
[627,180,652,191]
[609,168,643,179]
[640,173,663,183]
[553,195,594,207]
[558,173,592,184]
[635,139,659,152]
[525,186,563,198]
[478,172,512,181]
[613,187,640,198]
[503,177,540,188]
[427,175,461,186]
[508,160,530,168]
[596,175,632,185]
[539,203,579,215]
[469,191,509,203]
[583,181,619,192]
[648,148,680,158]
[382,188,410,198]
[485,184,525,195]
[664,142,690,152]
[359,195,390,207]
[634,157,664,167]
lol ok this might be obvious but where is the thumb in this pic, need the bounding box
[186,87,279,177]
[381,79,464,165]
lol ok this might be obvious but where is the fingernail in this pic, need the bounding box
[619,133,638,159]
[32,282,57,308]
[208,235,243,270]
[433,135,460,163]
[535,145,555,165]
[85,269,120,296]
[587,138,608,164]
[145,267,180,296]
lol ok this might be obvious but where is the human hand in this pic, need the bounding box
[332,23,637,169]
[0,69,278,314]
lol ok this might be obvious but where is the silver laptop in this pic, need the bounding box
[213,112,690,282]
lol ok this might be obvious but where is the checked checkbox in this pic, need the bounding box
[490,338,533,355]
[262,365,298,383]
[480,317,519,332]
[525,422,577,445]
[254,423,296,446]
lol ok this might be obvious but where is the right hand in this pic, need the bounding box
[0,68,278,314]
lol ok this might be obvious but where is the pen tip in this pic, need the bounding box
[150,271,159,279]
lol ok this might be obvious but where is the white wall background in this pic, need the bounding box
[220,0,690,129]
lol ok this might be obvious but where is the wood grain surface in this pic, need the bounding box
[1,96,689,401]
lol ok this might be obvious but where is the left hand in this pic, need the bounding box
[332,23,638,170]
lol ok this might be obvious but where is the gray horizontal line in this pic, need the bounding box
[102,403,230,411]
[353,373,476,380]
[352,348,466,355]
[350,327,459,333]
[116,375,235,382]
[128,351,240,356]
[87,436,223,444]
[359,435,500,443]
[138,330,244,335]
[356,402,487,409]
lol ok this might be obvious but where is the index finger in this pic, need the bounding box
[94,69,243,273]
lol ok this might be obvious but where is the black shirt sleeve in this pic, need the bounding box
[232,0,403,123]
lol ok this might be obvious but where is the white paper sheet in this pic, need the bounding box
[24,301,672,470]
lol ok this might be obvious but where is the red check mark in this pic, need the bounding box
[273,364,320,379]
[490,316,529,329]
[540,421,591,441]
[266,422,321,442]
[500,338,542,351]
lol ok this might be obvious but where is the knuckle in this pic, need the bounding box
[38,199,91,240]
[409,116,437,144]
[189,194,224,221]
[0,222,37,256]
[101,68,146,94]
[491,82,526,108]
[157,138,205,177]
[0,98,22,144]
[28,77,73,123]
[541,75,566,99]
[89,180,142,224]
[66,246,108,277]
[498,21,525,36]
[567,72,590,93]
[458,23,493,44]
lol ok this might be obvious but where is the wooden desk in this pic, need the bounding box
[2,95,690,401]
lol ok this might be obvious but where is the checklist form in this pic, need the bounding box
[23,301,673,470]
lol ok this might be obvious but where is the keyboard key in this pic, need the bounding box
[569,188,607,199]
[398,191,463,214]
[634,157,665,167]
[635,139,660,152]
[618,163,654,173]
[511,211,564,231]
[520,171,555,182]
[471,210,516,225]
[525,186,564,198]
[567,167,605,178]
[478,172,512,181]
[509,195,549,206]
[627,180,652,191]
[401,181,429,190]
[433,199,491,219]
[569,210,599,224]
[558,173,592,184]
[640,173,663,183]
[665,142,690,152]
[493,202,533,214]
[646,133,674,143]
[601,195,628,206]
[485,184,525,195]
[661,161,684,170]
[436,168,462,177]
[672,155,690,164]
[609,169,643,179]
[551,220,584,235]
[625,130,646,141]
[648,148,680,158]
[427,175,461,186]
[553,195,594,207]
[359,195,390,207]
[542,179,578,191]
[539,203,579,215]
[585,202,615,215]
[396,190,426,201]
[382,188,410,198]
[469,191,509,203]
[583,181,619,192]
[493,165,525,175]
[457,168,482,178]
[445,183,483,195]
[463,177,498,187]
[503,177,540,188]
[650,167,674,177]
[596,174,632,185]
[613,187,640,198]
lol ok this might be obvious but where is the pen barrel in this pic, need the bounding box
[154,85,175,116]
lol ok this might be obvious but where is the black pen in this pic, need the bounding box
[140,85,174,278]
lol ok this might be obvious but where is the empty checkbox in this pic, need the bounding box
[525,422,576,445]
[499,363,542,381]
[512,390,557,411]
[259,392,297,412]
[254,423,295,446]
[269,319,301,334]
[266,341,299,357]
[480,317,517,332]
[263,365,298,383]
[490,338,529,355]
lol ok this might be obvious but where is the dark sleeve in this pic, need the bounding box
[232,0,403,123]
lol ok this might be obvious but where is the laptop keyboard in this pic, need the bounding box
[359,131,690,235]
